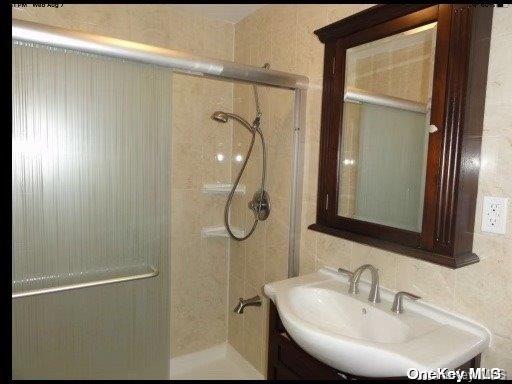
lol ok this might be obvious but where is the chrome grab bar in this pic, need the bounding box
[12,267,159,299]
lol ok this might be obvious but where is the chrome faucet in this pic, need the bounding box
[233,295,262,314]
[337,267,353,280]
[350,264,381,304]
[391,291,420,314]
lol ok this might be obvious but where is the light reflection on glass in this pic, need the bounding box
[12,140,46,157]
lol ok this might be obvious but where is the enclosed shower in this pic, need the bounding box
[12,14,307,380]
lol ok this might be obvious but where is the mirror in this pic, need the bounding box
[337,23,437,232]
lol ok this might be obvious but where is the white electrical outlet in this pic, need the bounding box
[481,196,508,234]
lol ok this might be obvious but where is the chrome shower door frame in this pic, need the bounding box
[11,20,308,283]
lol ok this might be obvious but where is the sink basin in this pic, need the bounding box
[264,268,490,378]
[289,286,413,344]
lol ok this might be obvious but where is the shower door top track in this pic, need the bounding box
[12,19,309,90]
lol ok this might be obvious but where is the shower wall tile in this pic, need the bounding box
[13,5,80,30]
[171,72,234,356]
[230,195,247,232]
[245,263,266,293]
[228,273,245,353]
[171,235,229,357]
[230,6,329,375]
[172,76,205,145]
[243,319,264,372]
[269,6,298,73]
[296,6,329,79]
[73,5,132,38]
[204,18,236,60]
[129,5,171,47]
[172,142,202,190]
[245,224,266,270]
[201,141,232,184]
[242,281,267,373]
[229,240,246,280]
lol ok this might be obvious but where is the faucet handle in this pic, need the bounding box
[391,291,421,314]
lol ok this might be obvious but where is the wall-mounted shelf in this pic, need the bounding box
[201,225,244,238]
[203,183,246,195]
[12,264,159,299]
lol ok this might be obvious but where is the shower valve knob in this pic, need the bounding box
[248,191,271,221]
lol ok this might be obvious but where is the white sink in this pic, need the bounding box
[264,268,490,378]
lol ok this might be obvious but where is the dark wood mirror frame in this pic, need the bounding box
[309,4,493,268]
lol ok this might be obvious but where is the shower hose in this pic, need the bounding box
[224,114,267,241]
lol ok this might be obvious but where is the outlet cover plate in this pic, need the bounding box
[481,196,508,234]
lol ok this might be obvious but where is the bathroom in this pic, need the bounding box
[10,3,511,380]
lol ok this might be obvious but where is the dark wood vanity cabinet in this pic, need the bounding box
[309,5,493,268]
[267,302,481,380]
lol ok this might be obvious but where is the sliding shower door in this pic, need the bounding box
[12,41,171,379]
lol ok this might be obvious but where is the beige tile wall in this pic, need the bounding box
[12,4,236,358]
[234,3,511,376]
[229,4,373,375]
[294,5,512,374]
[170,74,234,357]
[227,82,295,372]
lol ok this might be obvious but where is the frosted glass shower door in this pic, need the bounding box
[12,41,171,379]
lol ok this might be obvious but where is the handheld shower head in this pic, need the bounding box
[211,111,255,134]
[211,111,229,123]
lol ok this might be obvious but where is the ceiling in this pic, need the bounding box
[168,4,266,24]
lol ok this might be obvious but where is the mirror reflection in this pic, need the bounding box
[337,23,437,232]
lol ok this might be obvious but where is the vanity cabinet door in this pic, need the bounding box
[273,334,343,380]
[267,302,347,380]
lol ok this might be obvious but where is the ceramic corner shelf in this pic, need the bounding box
[202,183,246,195]
[200,225,245,239]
